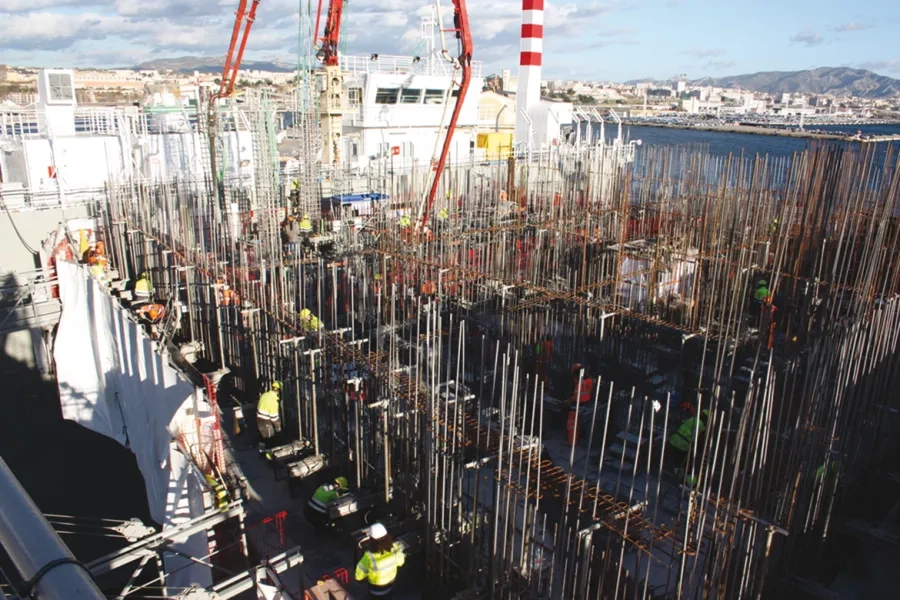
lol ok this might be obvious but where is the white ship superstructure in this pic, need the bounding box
[336,53,483,171]
[0,70,255,212]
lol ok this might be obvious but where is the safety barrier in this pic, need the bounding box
[245,511,288,562]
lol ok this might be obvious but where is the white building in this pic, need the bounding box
[685,96,723,115]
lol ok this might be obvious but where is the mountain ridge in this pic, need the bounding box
[127,56,296,73]
[626,67,900,99]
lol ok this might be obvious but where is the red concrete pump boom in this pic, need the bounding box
[315,0,345,66]
[218,0,261,98]
[420,0,473,228]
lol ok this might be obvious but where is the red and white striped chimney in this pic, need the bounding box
[515,0,544,146]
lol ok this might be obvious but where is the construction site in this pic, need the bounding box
[2,1,900,599]
[25,102,900,598]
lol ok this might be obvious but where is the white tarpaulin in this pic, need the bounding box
[617,255,697,306]
[160,446,213,590]
[54,260,212,588]
[256,581,288,599]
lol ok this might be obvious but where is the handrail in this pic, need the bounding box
[0,457,106,600]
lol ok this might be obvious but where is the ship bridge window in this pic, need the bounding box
[375,88,399,104]
[348,88,362,105]
[451,88,461,98]
[400,88,422,104]
[423,89,445,104]
[48,73,74,101]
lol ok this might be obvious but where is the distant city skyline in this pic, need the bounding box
[1,0,898,83]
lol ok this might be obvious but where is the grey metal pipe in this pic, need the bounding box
[0,457,106,600]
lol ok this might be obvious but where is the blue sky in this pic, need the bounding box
[1,0,898,82]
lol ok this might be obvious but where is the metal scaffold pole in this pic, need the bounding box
[0,457,106,600]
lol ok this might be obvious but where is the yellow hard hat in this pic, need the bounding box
[335,476,349,489]
[272,381,282,391]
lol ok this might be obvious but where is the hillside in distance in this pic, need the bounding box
[132,56,295,73]
[688,67,900,99]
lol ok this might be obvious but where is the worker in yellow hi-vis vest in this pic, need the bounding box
[256,381,282,450]
[355,523,405,598]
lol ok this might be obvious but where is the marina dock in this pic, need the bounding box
[624,119,900,142]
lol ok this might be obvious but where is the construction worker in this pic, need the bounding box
[79,230,90,259]
[304,476,349,528]
[398,214,411,229]
[571,364,594,405]
[290,177,300,202]
[754,280,770,303]
[256,381,282,448]
[666,408,709,475]
[437,207,449,221]
[282,215,301,257]
[204,473,229,510]
[217,279,238,307]
[134,271,152,302]
[135,302,165,324]
[355,523,405,598]
[300,308,323,332]
[87,242,109,281]
[298,214,313,234]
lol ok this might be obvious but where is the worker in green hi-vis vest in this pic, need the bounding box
[666,408,709,477]
[304,476,349,529]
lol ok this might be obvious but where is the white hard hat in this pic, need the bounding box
[369,522,387,540]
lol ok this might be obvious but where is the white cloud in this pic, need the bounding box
[858,59,900,73]
[2,0,93,12]
[834,22,871,32]
[703,60,736,71]
[789,29,824,47]
[685,48,725,58]
[0,0,618,74]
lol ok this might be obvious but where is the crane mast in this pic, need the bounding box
[315,0,347,164]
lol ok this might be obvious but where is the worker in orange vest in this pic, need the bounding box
[571,364,594,405]
[136,303,166,324]
[217,279,238,307]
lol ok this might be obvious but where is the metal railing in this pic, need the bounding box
[0,107,146,140]
[0,268,62,335]
[1,184,106,212]
[339,54,483,79]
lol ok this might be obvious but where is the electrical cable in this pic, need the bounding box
[15,557,96,597]
[0,192,40,255]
